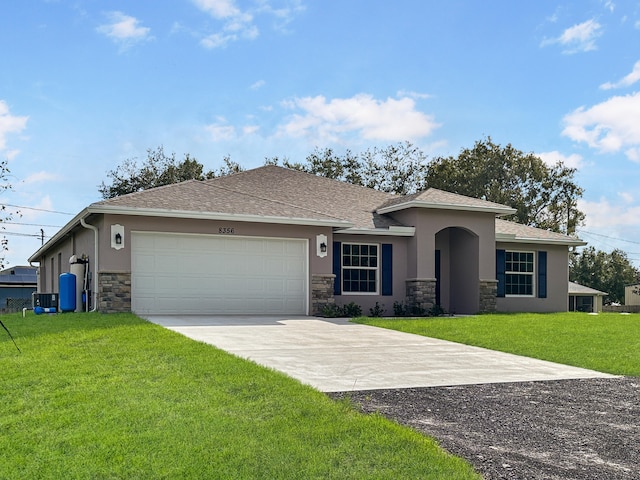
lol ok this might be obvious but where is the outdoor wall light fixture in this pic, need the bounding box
[316,234,328,258]
[111,224,125,250]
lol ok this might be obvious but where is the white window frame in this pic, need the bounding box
[341,242,379,295]
[505,250,535,297]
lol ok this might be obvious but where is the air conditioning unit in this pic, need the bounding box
[32,293,58,309]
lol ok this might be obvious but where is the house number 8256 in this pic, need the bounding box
[219,227,235,234]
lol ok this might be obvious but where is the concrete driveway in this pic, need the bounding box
[142,315,616,392]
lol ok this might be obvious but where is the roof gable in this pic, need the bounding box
[377,187,516,216]
[496,218,586,246]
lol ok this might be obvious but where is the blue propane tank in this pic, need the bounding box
[59,272,77,312]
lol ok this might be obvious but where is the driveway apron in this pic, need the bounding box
[142,315,615,392]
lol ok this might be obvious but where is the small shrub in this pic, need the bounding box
[392,301,446,317]
[393,301,407,317]
[369,302,385,317]
[321,304,343,318]
[342,302,363,318]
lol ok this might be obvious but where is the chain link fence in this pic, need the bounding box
[3,298,33,313]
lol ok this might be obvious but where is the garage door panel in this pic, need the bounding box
[132,233,308,315]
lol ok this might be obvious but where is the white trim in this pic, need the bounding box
[504,250,535,298]
[496,234,586,247]
[334,226,415,237]
[89,205,351,228]
[377,200,516,216]
[340,242,380,295]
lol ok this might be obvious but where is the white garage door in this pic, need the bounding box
[131,232,308,315]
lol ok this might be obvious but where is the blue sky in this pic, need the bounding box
[2,0,640,267]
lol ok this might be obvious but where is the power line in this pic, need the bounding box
[0,231,51,239]
[2,221,63,228]
[0,203,75,215]
[577,229,640,248]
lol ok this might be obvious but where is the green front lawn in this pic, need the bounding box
[355,312,640,376]
[0,312,479,479]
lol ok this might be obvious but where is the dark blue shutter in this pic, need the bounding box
[333,241,341,295]
[538,251,547,298]
[496,249,506,297]
[381,243,393,296]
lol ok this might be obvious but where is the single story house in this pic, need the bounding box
[0,265,37,312]
[28,165,585,316]
[568,281,606,313]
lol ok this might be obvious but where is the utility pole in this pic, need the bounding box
[40,228,44,245]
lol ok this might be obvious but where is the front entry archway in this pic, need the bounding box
[435,227,479,314]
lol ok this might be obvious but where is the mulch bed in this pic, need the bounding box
[329,377,640,479]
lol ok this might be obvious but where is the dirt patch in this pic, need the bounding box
[330,378,640,479]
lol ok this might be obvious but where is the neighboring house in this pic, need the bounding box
[0,265,37,312]
[28,165,585,316]
[568,281,606,313]
[624,284,640,306]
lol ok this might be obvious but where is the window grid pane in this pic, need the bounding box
[505,251,534,296]
[342,243,378,293]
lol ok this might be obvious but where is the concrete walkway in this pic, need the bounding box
[143,315,616,392]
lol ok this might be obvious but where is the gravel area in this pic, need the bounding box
[329,377,640,479]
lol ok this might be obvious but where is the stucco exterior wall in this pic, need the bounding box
[100,214,332,273]
[496,242,569,312]
[34,221,98,293]
[332,233,409,315]
[392,208,496,280]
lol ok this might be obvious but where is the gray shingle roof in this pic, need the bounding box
[377,187,516,215]
[496,219,586,246]
[93,165,399,229]
[568,281,607,296]
[90,165,585,246]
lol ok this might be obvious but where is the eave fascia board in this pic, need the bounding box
[496,236,587,247]
[333,226,416,237]
[87,205,352,228]
[28,208,91,263]
[377,200,516,217]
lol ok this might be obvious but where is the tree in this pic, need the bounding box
[0,158,15,268]
[425,137,585,234]
[570,247,640,304]
[266,141,428,195]
[99,147,244,199]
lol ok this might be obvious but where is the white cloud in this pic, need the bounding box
[537,150,584,169]
[97,11,151,47]
[192,0,240,19]
[619,191,634,203]
[600,60,640,90]
[562,91,640,160]
[193,0,303,49]
[242,125,260,135]
[579,197,640,229]
[22,171,61,185]
[279,94,440,143]
[250,79,266,90]
[396,90,433,100]
[0,101,28,152]
[541,19,602,54]
[205,122,236,141]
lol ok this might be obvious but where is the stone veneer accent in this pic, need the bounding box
[406,278,436,312]
[311,273,335,316]
[98,271,131,313]
[479,279,498,313]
